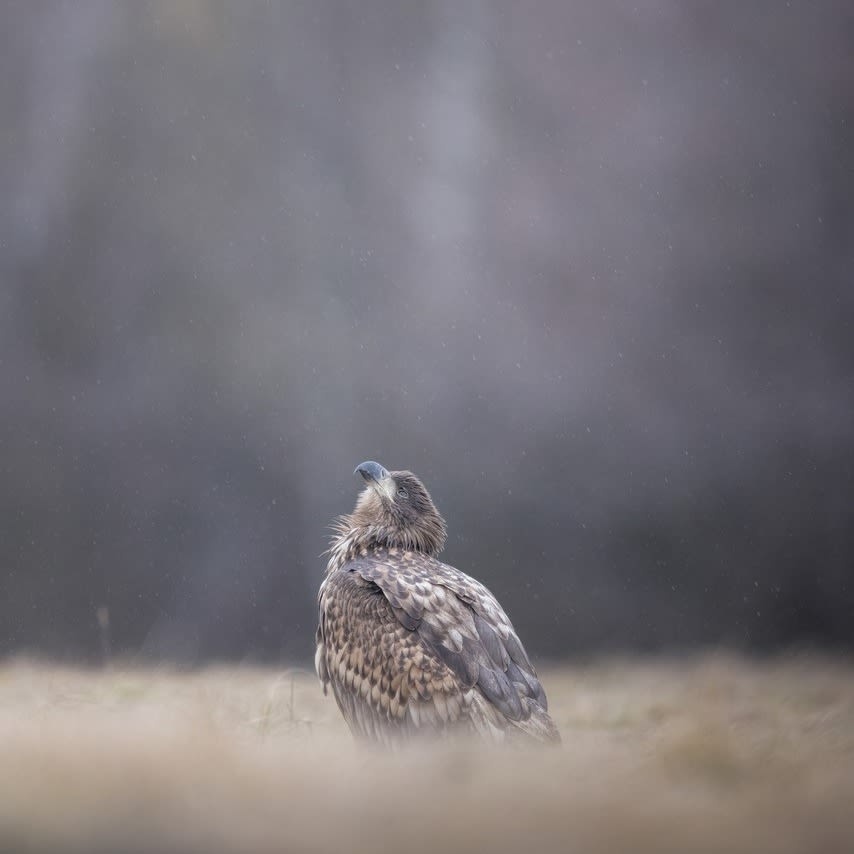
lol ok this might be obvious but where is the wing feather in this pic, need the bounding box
[316,548,559,744]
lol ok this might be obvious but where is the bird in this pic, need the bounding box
[315,460,560,746]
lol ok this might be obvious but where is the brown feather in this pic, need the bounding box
[316,466,560,746]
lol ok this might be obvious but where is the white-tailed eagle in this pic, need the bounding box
[315,461,560,746]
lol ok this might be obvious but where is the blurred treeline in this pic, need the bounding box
[1,1,852,663]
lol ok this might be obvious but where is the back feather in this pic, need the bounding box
[316,547,560,746]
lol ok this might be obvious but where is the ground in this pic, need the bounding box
[1,653,852,853]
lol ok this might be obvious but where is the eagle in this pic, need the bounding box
[315,461,560,746]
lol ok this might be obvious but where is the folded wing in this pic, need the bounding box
[316,549,560,745]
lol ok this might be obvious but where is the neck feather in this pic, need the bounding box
[326,514,445,573]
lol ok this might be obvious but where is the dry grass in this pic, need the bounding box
[1,652,853,853]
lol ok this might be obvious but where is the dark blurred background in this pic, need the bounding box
[1,1,852,664]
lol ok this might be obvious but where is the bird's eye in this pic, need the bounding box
[396,487,408,499]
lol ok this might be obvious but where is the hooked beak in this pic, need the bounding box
[354,460,390,484]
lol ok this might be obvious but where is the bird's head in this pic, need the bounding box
[343,460,447,557]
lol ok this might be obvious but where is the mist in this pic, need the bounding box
[2,0,853,665]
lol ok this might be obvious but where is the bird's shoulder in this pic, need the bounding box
[325,548,505,631]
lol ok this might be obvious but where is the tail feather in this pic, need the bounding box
[469,692,561,745]
[508,698,561,744]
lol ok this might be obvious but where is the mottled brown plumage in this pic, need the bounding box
[316,461,560,746]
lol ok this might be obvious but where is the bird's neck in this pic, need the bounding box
[326,520,433,574]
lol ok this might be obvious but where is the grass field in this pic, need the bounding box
[1,652,853,853]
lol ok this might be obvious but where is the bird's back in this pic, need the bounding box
[316,547,560,746]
